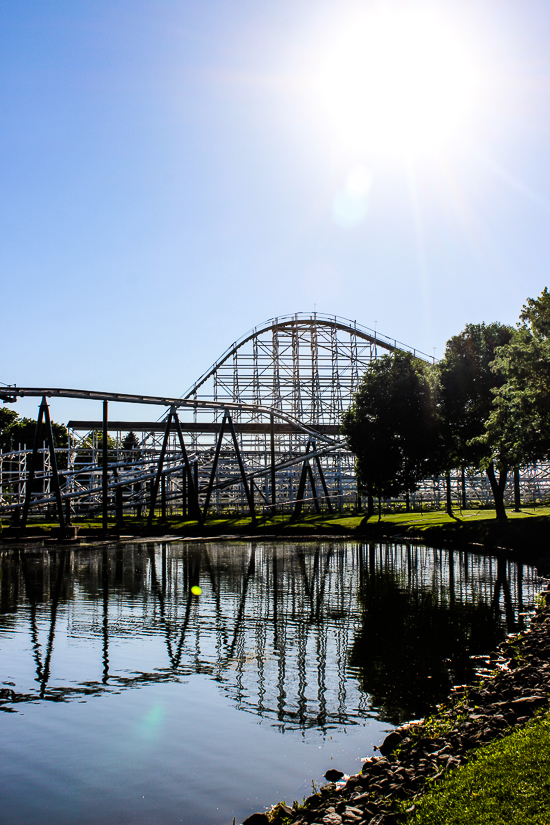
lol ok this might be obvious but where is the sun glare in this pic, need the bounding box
[314,9,476,157]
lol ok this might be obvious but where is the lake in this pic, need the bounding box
[0,540,541,825]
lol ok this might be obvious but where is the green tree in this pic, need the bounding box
[438,323,514,520]
[484,288,550,468]
[342,351,439,514]
[0,407,19,445]
[122,430,141,458]
[0,411,68,471]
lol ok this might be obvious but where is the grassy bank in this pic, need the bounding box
[2,507,550,559]
[399,711,550,825]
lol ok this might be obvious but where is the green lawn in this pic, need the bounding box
[2,506,550,539]
[400,712,550,825]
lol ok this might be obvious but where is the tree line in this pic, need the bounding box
[341,288,550,521]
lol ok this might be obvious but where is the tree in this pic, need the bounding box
[342,351,439,515]
[122,430,141,458]
[483,288,550,469]
[438,323,514,520]
[0,410,68,471]
[0,406,18,435]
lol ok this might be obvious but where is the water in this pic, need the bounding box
[0,540,540,825]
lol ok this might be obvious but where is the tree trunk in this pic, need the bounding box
[405,490,410,512]
[445,473,452,517]
[485,462,508,521]
[461,467,467,510]
[367,493,374,518]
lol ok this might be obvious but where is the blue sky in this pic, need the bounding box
[2,0,550,423]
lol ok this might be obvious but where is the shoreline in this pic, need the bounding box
[243,594,550,825]
[2,512,549,571]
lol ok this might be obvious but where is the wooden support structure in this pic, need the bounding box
[147,410,173,528]
[20,396,66,538]
[314,452,333,513]
[102,400,109,534]
[148,406,203,527]
[270,412,276,511]
[202,410,230,519]
[291,441,314,521]
[172,408,202,524]
[225,411,256,524]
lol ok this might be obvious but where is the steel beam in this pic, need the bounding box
[102,401,108,534]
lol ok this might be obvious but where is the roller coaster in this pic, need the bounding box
[1,312,548,536]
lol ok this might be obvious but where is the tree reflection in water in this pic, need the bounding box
[350,545,524,724]
[0,541,535,729]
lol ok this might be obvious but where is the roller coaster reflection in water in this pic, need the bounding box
[0,541,539,726]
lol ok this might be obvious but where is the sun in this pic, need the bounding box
[314,9,476,158]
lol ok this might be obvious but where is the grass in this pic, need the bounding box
[376,506,550,527]
[399,711,550,825]
[3,508,550,556]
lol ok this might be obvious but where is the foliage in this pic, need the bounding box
[484,288,550,467]
[437,323,514,519]
[0,409,68,452]
[341,351,439,501]
[400,711,550,825]
[437,322,514,468]
[0,407,18,433]
[122,430,141,454]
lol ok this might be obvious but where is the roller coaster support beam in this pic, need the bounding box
[102,401,108,534]
[291,441,313,522]
[226,411,256,525]
[147,409,175,528]
[21,397,66,538]
[161,473,167,521]
[306,462,321,514]
[270,413,276,511]
[313,448,333,513]
[181,469,187,518]
[202,410,229,519]
[172,407,202,525]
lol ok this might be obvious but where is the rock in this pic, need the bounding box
[342,807,364,817]
[350,793,373,805]
[272,803,295,819]
[511,694,546,709]
[243,814,270,825]
[379,731,403,756]
[325,769,345,782]
[322,814,342,825]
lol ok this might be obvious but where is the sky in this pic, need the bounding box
[2,0,550,423]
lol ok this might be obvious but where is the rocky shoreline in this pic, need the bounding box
[242,586,550,825]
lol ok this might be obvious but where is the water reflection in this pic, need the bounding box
[351,548,513,723]
[0,542,538,726]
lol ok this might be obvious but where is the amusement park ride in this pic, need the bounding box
[0,314,426,533]
[0,313,547,536]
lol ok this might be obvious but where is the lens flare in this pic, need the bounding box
[333,165,373,228]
